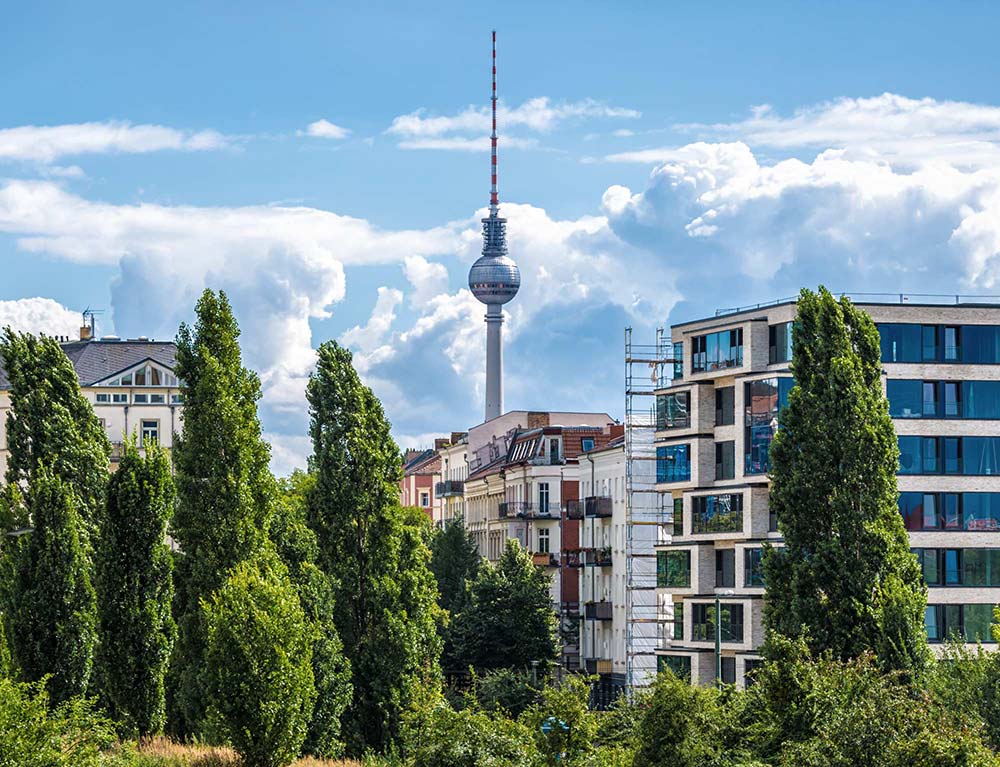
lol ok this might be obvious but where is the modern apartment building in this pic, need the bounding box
[654,297,1000,688]
[0,329,181,477]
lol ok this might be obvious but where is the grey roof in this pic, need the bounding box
[0,339,178,389]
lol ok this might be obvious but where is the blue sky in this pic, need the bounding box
[5,2,1000,471]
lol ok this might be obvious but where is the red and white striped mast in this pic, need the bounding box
[490,29,499,216]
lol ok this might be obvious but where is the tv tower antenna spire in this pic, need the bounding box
[468,30,520,422]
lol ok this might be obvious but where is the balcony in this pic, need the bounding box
[582,547,613,567]
[109,441,125,463]
[585,496,613,518]
[532,552,559,568]
[584,658,614,675]
[498,501,557,520]
[565,500,584,519]
[584,601,613,621]
[562,551,583,568]
[435,479,465,497]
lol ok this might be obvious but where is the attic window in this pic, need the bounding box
[582,438,595,452]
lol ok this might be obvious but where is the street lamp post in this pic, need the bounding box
[715,589,735,687]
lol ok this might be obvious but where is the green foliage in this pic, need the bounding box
[430,516,480,616]
[521,675,598,766]
[451,539,558,672]
[764,287,929,678]
[95,440,176,737]
[8,466,97,703]
[305,341,442,754]
[203,556,317,767]
[403,696,537,767]
[471,668,540,717]
[0,676,121,767]
[169,289,277,735]
[0,330,110,537]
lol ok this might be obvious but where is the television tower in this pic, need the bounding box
[468,30,520,422]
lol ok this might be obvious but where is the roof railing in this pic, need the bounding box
[715,292,1000,318]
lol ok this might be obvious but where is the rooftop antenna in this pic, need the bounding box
[82,307,104,338]
[490,29,499,215]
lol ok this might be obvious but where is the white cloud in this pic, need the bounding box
[386,97,639,151]
[0,121,230,163]
[0,297,81,337]
[301,119,351,140]
[264,433,312,477]
[402,255,449,307]
[339,287,403,353]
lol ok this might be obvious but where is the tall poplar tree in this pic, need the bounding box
[95,441,175,736]
[430,516,481,616]
[763,287,929,677]
[168,289,276,734]
[306,341,442,754]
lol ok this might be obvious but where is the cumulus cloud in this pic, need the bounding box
[0,121,230,163]
[387,97,639,151]
[0,297,81,337]
[340,287,403,352]
[301,119,351,140]
[402,255,449,307]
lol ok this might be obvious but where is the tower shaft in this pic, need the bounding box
[484,304,503,421]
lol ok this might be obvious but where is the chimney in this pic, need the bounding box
[527,411,550,429]
[79,325,92,341]
[434,438,449,450]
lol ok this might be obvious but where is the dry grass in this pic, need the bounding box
[136,737,364,767]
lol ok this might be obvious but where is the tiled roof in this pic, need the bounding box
[0,339,177,390]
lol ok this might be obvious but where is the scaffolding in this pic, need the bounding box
[624,327,675,690]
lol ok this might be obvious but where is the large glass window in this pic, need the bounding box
[657,444,691,483]
[887,380,923,418]
[879,323,922,363]
[715,387,735,426]
[963,381,1000,419]
[901,492,1000,532]
[715,441,735,480]
[881,323,1000,364]
[898,436,1000,475]
[672,602,684,640]
[963,549,1000,586]
[744,377,793,475]
[673,497,684,537]
[691,494,744,534]
[744,548,765,587]
[889,380,1000,419]
[926,604,997,643]
[657,550,691,588]
[716,549,735,588]
[692,328,744,373]
[658,654,691,679]
[769,322,793,364]
[962,326,1000,363]
[657,391,691,430]
[673,342,684,380]
[692,603,744,642]
[964,438,1000,475]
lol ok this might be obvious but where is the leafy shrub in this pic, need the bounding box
[403,700,536,767]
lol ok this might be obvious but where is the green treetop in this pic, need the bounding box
[763,287,929,677]
[305,341,442,754]
[451,538,559,672]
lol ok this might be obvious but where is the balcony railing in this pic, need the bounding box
[585,496,613,518]
[582,547,613,567]
[435,479,465,497]
[565,500,584,519]
[584,658,614,675]
[532,552,559,568]
[562,551,584,568]
[498,501,557,519]
[584,601,613,621]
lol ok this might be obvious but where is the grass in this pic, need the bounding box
[134,737,365,767]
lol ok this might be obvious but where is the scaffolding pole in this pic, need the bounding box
[624,327,674,691]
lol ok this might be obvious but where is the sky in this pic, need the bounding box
[5,1,1000,473]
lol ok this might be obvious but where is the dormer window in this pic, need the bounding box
[99,362,179,388]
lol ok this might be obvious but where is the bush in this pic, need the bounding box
[203,557,317,767]
[471,668,540,717]
[403,698,536,767]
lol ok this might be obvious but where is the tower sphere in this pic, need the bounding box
[469,253,520,305]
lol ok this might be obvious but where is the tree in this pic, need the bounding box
[763,287,929,677]
[0,330,109,537]
[305,341,442,754]
[204,556,316,767]
[7,467,97,703]
[430,516,480,616]
[168,289,276,734]
[451,539,558,672]
[94,440,175,736]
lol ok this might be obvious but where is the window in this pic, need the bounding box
[548,439,560,464]
[112,393,127,404]
[692,328,743,373]
[539,482,550,514]
[149,394,165,404]
[965,438,1000,475]
[715,441,735,480]
[96,393,110,403]
[879,323,922,363]
[105,363,179,388]
[672,497,684,537]
[657,391,690,430]
[692,603,744,642]
[901,492,1000,532]
[658,654,691,680]
[581,438,595,452]
[657,550,691,588]
[133,393,148,404]
[420,492,430,507]
[716,549,735,588]
[714,387,735,427]
[691,494,743,534]
[897,436,1000,475]
[140,420,159,446]
[744,548,764,587]
[744,658,765,685]
[672,602,684,640]
[656,444,691,483]
[925,604,997,643]
[769,321,793,364]
[721,657,737,685]
[962,326,1000,363]
[672,342,684,380]
[881,323,1000,364]
[170,394,184,404]
[744,378,793,475]
[538,528,550,554]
